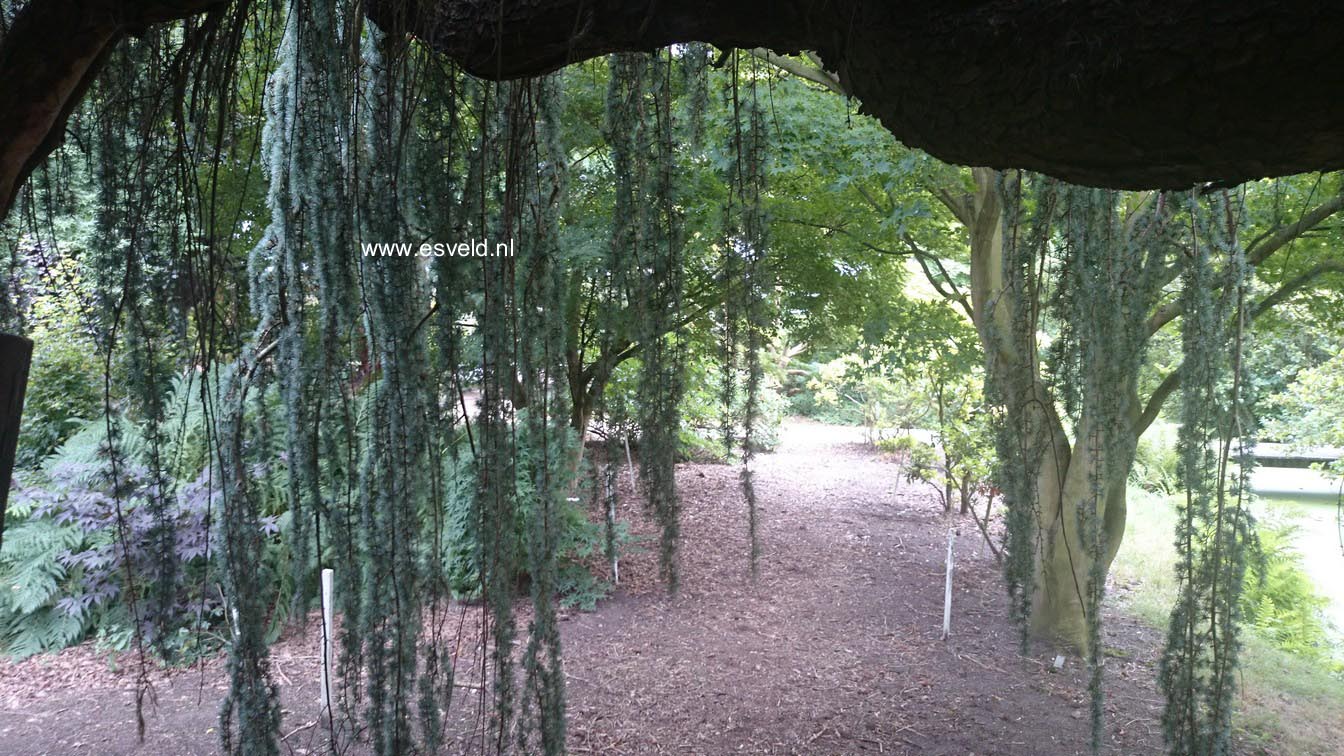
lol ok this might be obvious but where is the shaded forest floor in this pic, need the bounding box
[3,420,1189,754]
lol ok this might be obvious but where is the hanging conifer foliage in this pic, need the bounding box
[232,4,583,748]
[214,363,283,756]
[408,50,467,756]
[990,176,1173,751]
[1159,190,1257,756]
[223,3,344,751]
[105,62,180,642]
[986,173,1057,647]
[355,27,436,754]
[993,177,1261,753]
[460,70,574,754]
[730,53,770,577]
[83,28,198,734]
[716,54,742,462]
[606,51,688,591]
[515,74,572,755]
[1048,185,1171,750]
[5,1,1334,747]
[466,72,525,751]
[680,43,711,153]
[231,3,444,751]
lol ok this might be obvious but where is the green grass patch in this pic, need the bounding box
[1111,488,1344,755]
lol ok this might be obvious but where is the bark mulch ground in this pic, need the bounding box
[0,419,1169,755]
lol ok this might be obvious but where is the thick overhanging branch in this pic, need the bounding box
[0,0,226,221]
[377,0,1344,190]
[366,0,818,80]
[4,0,1344,224]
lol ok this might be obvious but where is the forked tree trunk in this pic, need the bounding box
[1025,414,1134,648]
[964,168,1135,651]
[564,340,627,475]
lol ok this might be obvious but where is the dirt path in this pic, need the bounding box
[0,419,1168,755]
[561,421,1165,755]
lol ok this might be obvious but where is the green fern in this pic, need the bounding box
[2,607,86,659]
[36,369,215,481]
[1242,522,1332,658]
[40,416,143,481]
[0,368,236,660]
[0,516,87,657]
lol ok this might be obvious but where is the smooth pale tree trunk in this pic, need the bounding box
[1026,415,1135,647]
[964,168,1135,651]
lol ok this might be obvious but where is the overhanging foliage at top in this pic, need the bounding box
[3,0,1344,222]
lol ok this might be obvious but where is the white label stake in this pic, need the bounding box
[320,567,335,723]
[942,529,955,641]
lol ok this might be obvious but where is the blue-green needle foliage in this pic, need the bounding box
[607,51,689,592]
[1159,191,1257,756]
[991,178,1251,755]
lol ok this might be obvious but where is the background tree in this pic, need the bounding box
[3,4,1344,753]
[758,56,1344,653]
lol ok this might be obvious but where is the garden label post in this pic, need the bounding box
[0,333,33,554]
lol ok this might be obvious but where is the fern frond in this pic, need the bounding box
[2,606,87,659]
[0,517,82,614]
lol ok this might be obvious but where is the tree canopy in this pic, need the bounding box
[1,3,1343,756]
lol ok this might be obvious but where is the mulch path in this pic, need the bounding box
[0,419,1170,755]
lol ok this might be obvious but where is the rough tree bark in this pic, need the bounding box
[0,333,34,556]
[4,0,1344,223]
[0,0,226,219]
[372,0,1344,189]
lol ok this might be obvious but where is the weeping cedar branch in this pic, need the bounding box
[5,0,1344,224]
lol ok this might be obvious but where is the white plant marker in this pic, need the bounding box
[609,490,620,585]
[320,567,335,724]
[624,435,637,489]
[942,529,955,640]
